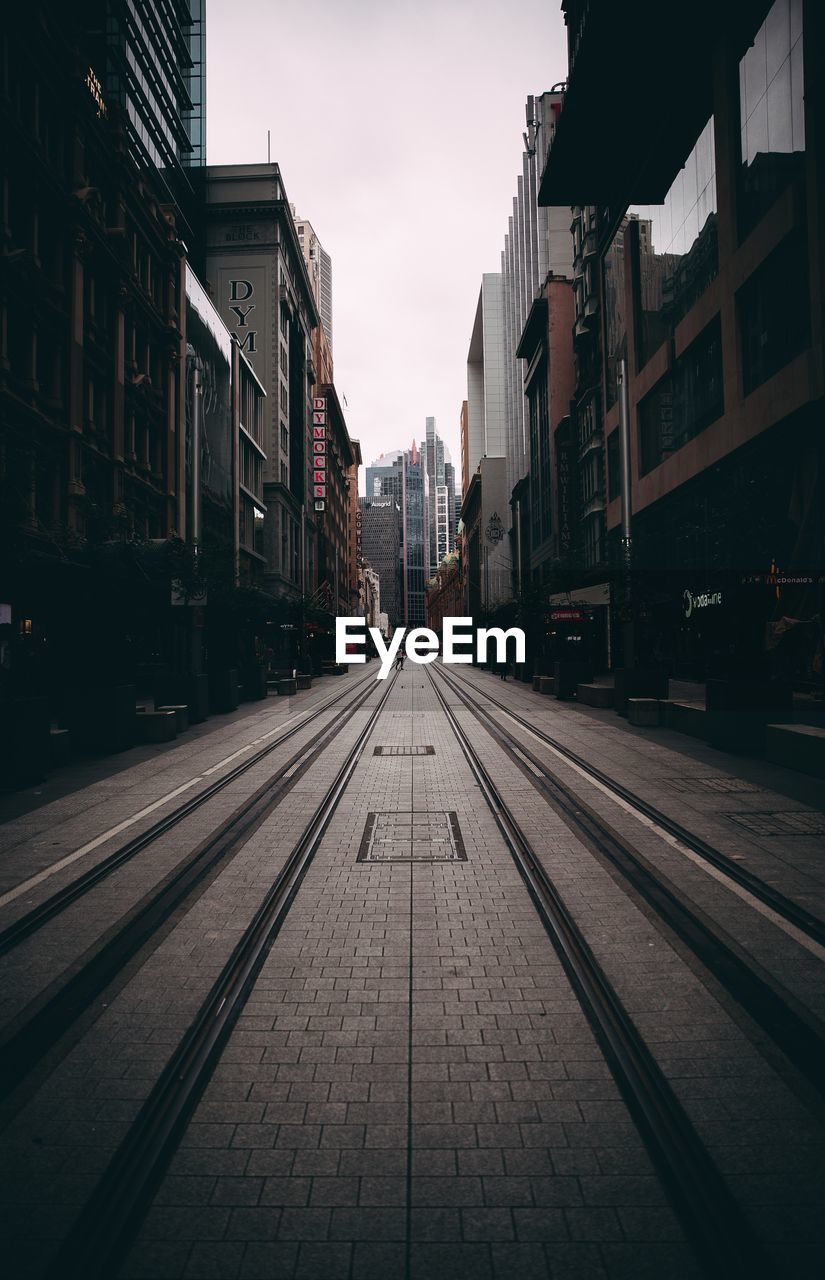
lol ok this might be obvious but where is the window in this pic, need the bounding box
[632,117,718,367]
[738,233,809,395]
[739,0,805,235]
[638,316,723,475]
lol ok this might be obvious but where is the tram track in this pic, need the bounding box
[0,669,383,1104]
[445,666,825,949]
[426,665,768,1279]
[41,670,397,1280]
[433,664,825,1104]
[0,669,376,958]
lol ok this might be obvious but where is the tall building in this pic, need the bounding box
[501,91,573,505]
[421,417,457,577]
[365,445,427,627]
[539,0,825,693]
[204,164,319,607]
[294,215,333,353]
[358,496,402,630]
[89,0,206,235]
[466,275,507,480]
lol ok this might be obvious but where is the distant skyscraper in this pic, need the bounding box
[421,418,457,577]
[359,496,402,630]
[366,445,427,627]
[295,215,333,352]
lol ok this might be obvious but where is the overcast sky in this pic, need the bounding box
[206,0,568,489]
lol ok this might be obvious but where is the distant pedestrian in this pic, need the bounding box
[395,643,406,671]
[499,656,508,681]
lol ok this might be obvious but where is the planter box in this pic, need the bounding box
[135,709,177,743]
[706,678,792,752]
[532,676,542,692]
[539,676,555,695]
[553,661,594,700]
[628,698,660,727]
[277,678,298,696]
[157,704,189,734]
[614,667,669,717]
[577,683,614,709]
[209,668,239,714]
[765,724,825,780]
[242,664,268,702]
[0,697,50,787]
[296,675,313,690]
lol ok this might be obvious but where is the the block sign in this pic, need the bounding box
[312,397,326,511]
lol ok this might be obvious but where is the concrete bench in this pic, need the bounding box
[577,684,614,709]
[277,678,298,696]
[628,698,660,727]
[135,709,177,743]
[539,677,555,695]
[660,700,709,740]
[296,674,313,690]
[765,723,825,780]
[157,704,189,734]
[49,727,71,767]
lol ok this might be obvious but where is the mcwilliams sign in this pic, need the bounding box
[336,617,525,680]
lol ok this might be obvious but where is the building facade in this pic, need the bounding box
[358,496,402,631]
[204,164,319,609]
[364,445,427,627]
[295,214,333,353]
[540,0,825,687]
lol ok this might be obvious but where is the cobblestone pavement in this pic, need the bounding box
[0,664,823,1279]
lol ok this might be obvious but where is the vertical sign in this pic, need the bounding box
[313,397,326,511]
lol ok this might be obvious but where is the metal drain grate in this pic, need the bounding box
[666,776,764,794]
[724,810,825,836]
[373,746,435,756]
[358,811,467,862]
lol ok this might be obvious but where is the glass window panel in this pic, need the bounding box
[738,0,805,233]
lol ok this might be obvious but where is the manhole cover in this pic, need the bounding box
[667,776,763,794]
[724,810,825,836]
[358,811,467,862]
[374,746,435,756]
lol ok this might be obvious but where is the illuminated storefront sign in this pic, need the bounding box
[313,397,326,511]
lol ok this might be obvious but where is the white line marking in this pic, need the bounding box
[0,682,366,912]
[451,673,825,963]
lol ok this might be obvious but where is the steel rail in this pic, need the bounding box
[0,672,381,1103]
[427,665,770,1280]
[445,665,825,950]
[435,664,825,1102]
[44,671,397,1280]
[0,669,376,959]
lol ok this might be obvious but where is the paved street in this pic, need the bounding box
[1,665,823,1279]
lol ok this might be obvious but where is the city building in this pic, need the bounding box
[460,457,511,619]
[466,275,507,480]
[425,551,462,636]
[358,495,403,631]
[365,444,428,628]
[540,0,825,695]
[294,214,333,353]
[347,443,363,614]
[0,3,197,732]
[421,417,458,577]
[501,91,573,512]
[204,164,319,617]
[315,385,356,618]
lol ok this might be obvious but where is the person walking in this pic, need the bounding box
[395,636,406,672]
[499,655,508,681]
